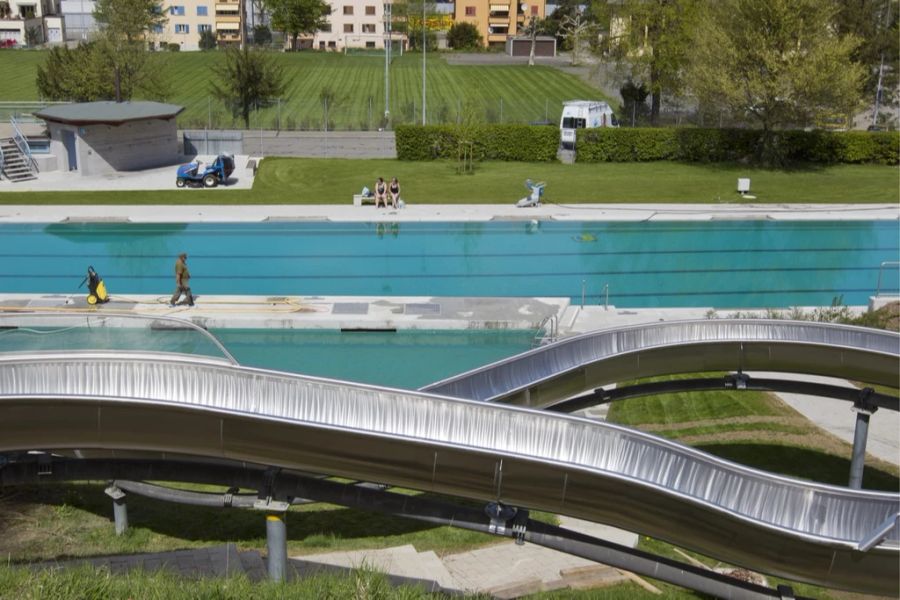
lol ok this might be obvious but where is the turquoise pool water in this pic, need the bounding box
[0,325,535,388]
[1,221,897,308]
[211,328,535,388]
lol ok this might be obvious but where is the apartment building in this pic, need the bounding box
[310,0,403,51]
[152,0,241,49]
[0,0,64,45]
[59,0,95,41]
[454,0,545,48]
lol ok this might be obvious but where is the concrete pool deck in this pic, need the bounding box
[0,202,897,223]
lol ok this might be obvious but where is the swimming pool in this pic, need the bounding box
[1,221,896,308]
[0,321,535,388]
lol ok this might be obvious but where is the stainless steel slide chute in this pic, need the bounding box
[0,352,897,596]
[421,320,900,407]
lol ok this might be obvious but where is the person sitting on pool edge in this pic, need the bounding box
[374,177,388,208]
[389,177,400,208]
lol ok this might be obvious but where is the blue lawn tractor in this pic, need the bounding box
[175,154,235,188]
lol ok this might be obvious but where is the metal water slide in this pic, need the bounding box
[0,318,898,594]
[421,320,900,407]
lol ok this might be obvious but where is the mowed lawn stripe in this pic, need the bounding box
[0,50,606,128]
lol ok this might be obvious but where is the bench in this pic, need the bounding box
[353,194,376,206]
[246,159,258,176]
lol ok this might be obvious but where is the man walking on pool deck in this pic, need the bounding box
[169,252,194,307]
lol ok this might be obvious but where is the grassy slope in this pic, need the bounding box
[0,49,607,128]
[0,160,897,204]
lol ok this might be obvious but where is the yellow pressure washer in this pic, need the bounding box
[79,265,110,305]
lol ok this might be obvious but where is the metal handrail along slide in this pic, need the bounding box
[0,330,898,594]
[421,319,899,407]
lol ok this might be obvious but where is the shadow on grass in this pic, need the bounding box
[696,443,900,491]
[1,483,447,553]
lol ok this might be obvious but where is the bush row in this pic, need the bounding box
[395,124,559,162]
[575,128,899,165]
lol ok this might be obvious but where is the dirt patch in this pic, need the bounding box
[639,415,810,433]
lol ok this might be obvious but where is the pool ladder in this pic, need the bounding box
[533,314,559,347]
[875,261,899,297]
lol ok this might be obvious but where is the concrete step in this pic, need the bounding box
[289,544,460,593]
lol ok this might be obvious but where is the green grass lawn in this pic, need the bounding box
[0,49,606,129]
[0,160,896,204]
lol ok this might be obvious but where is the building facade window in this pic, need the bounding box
[175,23,189,33]
[343,23,353,32]
[361,23,375,33]
[320,23,332,32]
[342,5,353,14]
[198,23,211,32]
[197,5,207,15]
[169,5,184,15]
[365,5,375,14]
[366,40,375,47]
[530,5,537,15]
[465,6,475,16]
[152,24,163,33]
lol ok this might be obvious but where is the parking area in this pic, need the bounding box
[0,154,258,192]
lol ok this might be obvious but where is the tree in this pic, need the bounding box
[594,0,700,125]
[37,43,116,101]
[834,0,899,123]
[24,25,41,46]
[447,22,481,50]
[521,15,547,66]
[210,46,287,128]
[93,0,168,101]
[686,0,864,159]
[620,79,650,126]
[557,13,596,66]
[199,28,217,50]
[253,24,273,46]
[266,0,330,51]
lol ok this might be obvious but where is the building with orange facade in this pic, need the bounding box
[453,0,545,49]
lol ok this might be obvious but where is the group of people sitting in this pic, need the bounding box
[374,177,401,209]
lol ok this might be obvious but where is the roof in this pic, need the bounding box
[34,101,184,125]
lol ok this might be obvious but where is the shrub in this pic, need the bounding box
[575,128,900,165]
[198,29,217,51]
[447,22,483,50]
[396,124,559,161]
[253,25,272,47]
[166,43,181,52]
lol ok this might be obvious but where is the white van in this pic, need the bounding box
[559,100,619,149]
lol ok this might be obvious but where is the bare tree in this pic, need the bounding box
[558,13,595,66]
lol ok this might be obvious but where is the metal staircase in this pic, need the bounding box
[1,137,37,182]
[1,116,38,182]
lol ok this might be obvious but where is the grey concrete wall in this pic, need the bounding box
[237,131,396,158]
[46,118,179,176]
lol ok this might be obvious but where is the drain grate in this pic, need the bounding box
[404,303,440,315]
[332,302,369,315]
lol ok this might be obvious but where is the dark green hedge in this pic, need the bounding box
[396,124,559,162]
[575,128,899,165]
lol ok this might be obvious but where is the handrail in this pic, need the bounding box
[532,313,558,347]
[0,311,239,366]
[10,116,37,175]
[875,261,900,297]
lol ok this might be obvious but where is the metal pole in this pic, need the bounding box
[265,512,287,581]
[105,485,128,536]
[422,0,426,125]
[848,390,878,489]
[384,2,391,121]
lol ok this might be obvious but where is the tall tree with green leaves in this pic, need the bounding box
[594,0,700,125]
[686,0,864,159]
[37,43,116,101]
[93,0,168,101]
[266,0,330,51]
[834,0,899,123]
[210,46,287,127]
